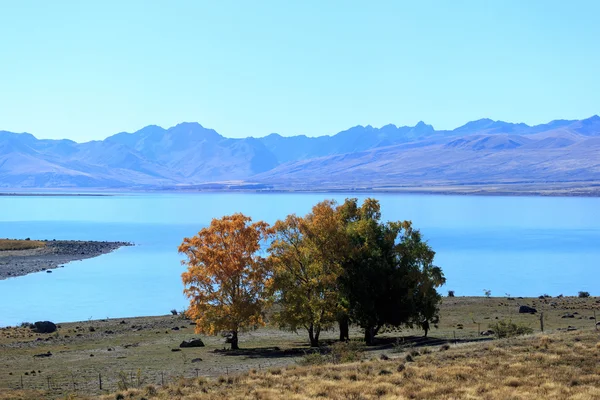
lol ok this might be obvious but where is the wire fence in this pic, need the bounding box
[3,360,286,396]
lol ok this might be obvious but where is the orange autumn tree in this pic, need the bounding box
[178,213,271,350]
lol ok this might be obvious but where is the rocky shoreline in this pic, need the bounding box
[0,240,133,280]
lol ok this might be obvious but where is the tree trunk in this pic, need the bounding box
[308,324,319,347]
[364,326,375,345]
[364,325,380,345]
[338,314,349,341]
[230,330,239,350]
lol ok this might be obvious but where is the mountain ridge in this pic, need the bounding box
[1,116,599,190]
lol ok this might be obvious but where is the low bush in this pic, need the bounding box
[330,341,364,364]
[299,341,364,366]
[489,320,533,338]
[299,352,327,366]
[447,290,455,297]
[578,291,590,298]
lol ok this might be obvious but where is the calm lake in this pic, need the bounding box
[1,192,599,326]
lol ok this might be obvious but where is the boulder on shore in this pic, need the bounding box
[180,338,205,348]
[518,305,537,314]
[33,321,57,334]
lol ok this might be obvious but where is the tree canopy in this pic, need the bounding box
[179,213,271,349]
[179,198,445,348]
[267,200,348,347]
[338,198,445,344]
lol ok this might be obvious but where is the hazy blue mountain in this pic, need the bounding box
[0,116,599,188]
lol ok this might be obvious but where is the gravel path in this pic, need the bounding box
[0,240,132,280]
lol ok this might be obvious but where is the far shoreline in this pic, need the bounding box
[2,182,600,198]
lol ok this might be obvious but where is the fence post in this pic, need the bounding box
[540,312,544,332]
[20,375,23,389]
[99,373,102,391]
[453,331,456,344]
[595,311,597,331]
[47,376,51,390]
[161,372,164,386]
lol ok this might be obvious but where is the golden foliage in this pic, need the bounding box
[179,214,271,338]
[267,200,348,345]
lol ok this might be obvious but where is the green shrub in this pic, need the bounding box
[489,320,533,338]
[298,352,327,366]
[578,291,590,298]
[299,341,364,365]
[329,341,364,364]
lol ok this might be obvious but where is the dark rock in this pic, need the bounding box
[171,327,180,331]
[518,305,537,314]
[567,326,577,331]
[171,348,181,352]
[480,330,495,336]
[180,338,205,348]
[88,327,95,332]
[191,358,202,363]
[104,330,114,334]
[46,270,52,273]
[33,321,57,334]
[562,313,575,318]
[33,351,52,358]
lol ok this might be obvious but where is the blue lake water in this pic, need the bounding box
[0,192,599,326]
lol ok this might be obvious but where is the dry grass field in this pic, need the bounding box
[0,296,598,399]
[95,329,600,400]
[0,239,45,251]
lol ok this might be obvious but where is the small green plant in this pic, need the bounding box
[299,351,327,366]
[329,341,364,364]
[116,371,129,391]
[578,291,590,298]
[392,338,414,354]
[489,319,533,338]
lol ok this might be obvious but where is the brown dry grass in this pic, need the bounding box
[90,329,600,400]
[1,296,598,399]
[0,239,45,251]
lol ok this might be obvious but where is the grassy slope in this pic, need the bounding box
[0,296,598,399]
[100,329,600,400]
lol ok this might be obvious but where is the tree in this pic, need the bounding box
[338,198,445,344]
[178,213,271,350]
[267,200,347,347]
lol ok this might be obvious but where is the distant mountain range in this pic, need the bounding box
[1,116,600,191]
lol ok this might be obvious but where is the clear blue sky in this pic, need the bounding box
[1,0,599,141]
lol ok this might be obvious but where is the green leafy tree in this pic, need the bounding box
[267,200,347,347]
[338,198,445,344]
